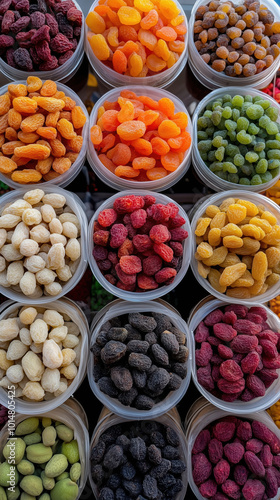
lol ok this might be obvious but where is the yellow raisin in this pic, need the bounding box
[219,263,247,287]
[252,251,268,281]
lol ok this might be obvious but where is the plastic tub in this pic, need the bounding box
[189,297,280,413]
[0,297,89,414]
[0,0,84,84]
[192,87,280,193]
[87,86,192,192]
[85,0,188,89]
[185,400,280,500]
[188,0,280,91]
[0,403,90,500]
[88,190,192,302]
[0,185,88,304]
[0,81,89,190]
[89,407,188,500]
[190,189,280,304]
[88,299,192,419]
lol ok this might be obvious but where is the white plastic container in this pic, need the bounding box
[0,185,88,304]
[88,299,192,419]
[189,297,280,414]
[190,189,280,304]
[85,0,188,89]
[185,400,280,500]
[192,87,280,193]
[87,86,192,192]
[0,297,89,414]
[0,404,90,500]
[89,407,188,500]
[0,81,89,190]
[88,190,192,302]
[0,0,84,83]
[188,0,280,91]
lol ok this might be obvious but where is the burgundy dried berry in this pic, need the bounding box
[193,453,212,485]
[49,32,73,52]
[233,319,262,335]
[197,365,215,392]
[199,479,217,498]
[45,12,58,36]
[213,421,236,442]
[36,41,51,61]
[39,55,58,70]
[246,438,263,454]
[196,342,213,367]
[234,464,248,487]
[110,224,128,248]
[204,309,224,326]
[208,438,223,464]
[218,344,233,359]
[213,323,237,342]
[13,47,33,70]
[10,16,30,33]
[67,7,82,25]
[213,459,230,485]
[241,351,260,374]
[0,0,12,15]
[244,451,265,478]
[224,442,244,464]
[236,421,252,441]
[230,335,258,353]
[246,374,266,397]
[0,35,14,48]
[1,10,14,33]
[192,429,211,454]
[220,360,243,382]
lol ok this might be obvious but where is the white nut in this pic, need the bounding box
[56,266,72,282]
[0,349,13,370]
[61,348,76,367]
[60,362,77,380]
[0,256,5,272]
[54,379,67,397]
[0,214,21,229]
[7,261,24,285]
[0,318,19,341]
[59,213,80,233]
[30,225,50,244]
[6,200,32,216]
[41,368,60,393]
[30,342,44,354]
[41,204,56,223]
[6,365,24,384]
[22,351,44,381]
[22,209,42,226]
[28,285,43,300]
[24,255,46,273]
[50,234,67,246]
[36,268,56,285]
[22,381,45,401]
[11,222,29,249]
[64,322,79,336]
[48,326,68,343]
[1,244,22,262]
[20,239,39,257]
[47,243,65,270]
[19,328,32,346]
[43,310,64,328]
[20,272,36,296]
[24,189,44,205]
[30,319,48,343]
[0,270,10,287]
[37,252,48,265]
[65,239,80,262]
[19,307,37,325]
[62,334,79,349]
[0,229,7,249]
[0,376,14,389]
[44,282,62,296]
[6,340,28,360]
[42,194,66,208]
[14,387,23,398]
[49,218,62,234]
[62,222,78,239]
[43,339,63,369]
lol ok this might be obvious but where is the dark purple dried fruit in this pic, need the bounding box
[128,353,152,371]
[10,16,30,33]
[31,24,50,43]
[91,441,106,464]
[127,340,149,354]
[1,10,14,33]
[104,445,123,470]
[0,34,14,48]
[129,313,157,333]
[150,459,171,478]
[101,341,127,364]
[147,368,170,394]
[107,327,128,343]
[49,32,73,53]
[166,427,180,447]
[134,395,154,410]
[118,388,138,407]
[148,445,162,465]
[111,367,133,392]
[160,331,180,355]
[13,47,33,70]
[151,344,169,366]
[143,475,158,499]
[30,11,45,28]
[99,377,119,398]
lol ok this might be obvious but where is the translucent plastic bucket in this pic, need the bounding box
[88,299,192,419]
[84,0,188,89]
[87,86,192,192]
[88,190,192,302]
[188,297,280,413]
[0,0,85,84]
[0,185,88,304]
[0,81,89,190]
[188,0,280,91]
[192,87,280,192]
[190,189,280,304]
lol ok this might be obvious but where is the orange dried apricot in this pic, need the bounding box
[91,125,103,145]
[117,120,146,140]
[132,157,156,170]
[158,119,181,138]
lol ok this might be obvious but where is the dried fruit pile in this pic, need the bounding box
[192,416,280,500]
[0,77,86,184]
[91,89,191,182]
[263,76,280,103]
[0,189,81,297]
[194,0,280,77]
[267,400,280,429]
[92,311,188,410]
[197,93,280,186]
[0,0,82,72]
[91,421,186,499]
[1,417,81,500]
[93,194,189,292]
[195,303,280,403]
[86,0,186,77]
[0,306,82,401]
[194,196,280,299]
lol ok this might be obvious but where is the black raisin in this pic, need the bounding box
[162,446,180,460]
[99,377,119,398]
[150,459,171,478]
[101,341,127,364]
[151,344,169,366]
[111,367,133,392]
[118,388,138,407]
[134,395,154,410]
[128,353,152,371]
[143,475,158,500]
[148,445,162,465]
[108,327,128,342]
[103,445,123,470]
[147,368,170,395]
[129,313,157,333]
[170,460,186,475]
[91,440,106,464]
[160,331,179,355]
[130,437,147,461]
[121,463,136,480]
[127,340,149,354]
[132,370,147,389]
[99,487,115,500]
[123,479,142,497]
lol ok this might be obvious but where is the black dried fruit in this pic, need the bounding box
[99,377,119,398]
[129,313,157,333]
[166,427,180,447]
[101,341,127,364]
[132,369,147,389]
[173,345,189,363]
[115,488,127,500]
[169,326,186,345]
[150,432,166,449]
[168,373,182,391]
[99,487,115,500]
[107,473,122,490]
[92,464,104,485]
[108,327,128,342]
[13,47,33,70]
[157,474,177,491]
[121,462,136,480]
[145,332,157,345]
[103,445,123,470]
[123,479,142,497]
[118,388,138,406]
[143,475,158,500]
[91,441,106,464]
[165,479,183,496]
[160,331,180,355]
[116,435,130,450]
[152,313,172,334]
[127,340,149,354]
[128,353,152,371]
[111,367,133,392]
[147,368,170,395]
[172,362,188,378]
[125,324,142,341]
[96,332,108,347]
[134,395,154,410]
[148,445,162,465]
[150,459,171,478]
[130,437,147,460]
[151,344,169,366]
[163,446,180,460]
[170,460,186,474]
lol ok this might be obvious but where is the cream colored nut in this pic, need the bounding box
[22,209,42,226]
[62,313,71,322]
[36,269,56,285]
[68,259,79,275]
[14,387,23,398]
[18,375,29,389]
[0,349,14,370]
[30,225,50,244]
[30,319,48,343]
[65,239,80,262]
[20,307,37,325]
[0,376,14,389]
[49,218,62,234]
[49,326,68,343]
[41,368,60,393]
[1,203,12,215]
[24,189,44,205]
[20,239,39,257]
[24,255,46,273]
[0,270,10,287]
[0,318,19,341]
[43,310,64,328]
[0,341,9,350]
[0,257,6,272]
[20,272,36,296]
[64,322,79,336]
[41,204,56,223]
[62,334,79,349]
[54,379,67,397]
[43,339,63,369]
[6,199,32,216]
[42,194,66,208]
[30,342,44,354]
[22,351,44,381]
[74,342,81,367]
[12,222,29,248]
[6,365,24,384]
[28,286,43,300]
[47,243,65,270]
[7,261,24,285]
[22,381,45,401]
[19,328,32,346]
[49,234,67,246]
[6,231,13,243]
[0,229,7,249]
[1,244,22,262]
[56,266,72,282]
[62,222,78,239]
[6,340,28,360]
[38,252,48,265]
[59,213,80,233]
[0,214,21,229]
[61,348,76,367]
[60,362,77,380]
[45,282,62,296]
